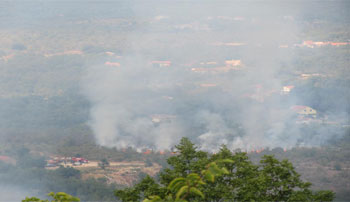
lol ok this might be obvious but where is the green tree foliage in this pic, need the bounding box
[115,175,167,202]
[15,147,46,168]
[22,192,80,202]
[115,138,335,202]
[55,166,81,179]
[165,160,231,201]
[98,158,110,170]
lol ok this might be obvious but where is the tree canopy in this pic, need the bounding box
[115,137,335,202]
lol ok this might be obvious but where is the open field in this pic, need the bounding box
[46,161,162,186]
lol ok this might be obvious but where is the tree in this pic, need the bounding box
[115,138,335,202]
[22,192,80,202]
[55,166,81,179]
[98,158,110,170]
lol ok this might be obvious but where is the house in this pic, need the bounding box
[200,83,217,87]
[0,155,15,165]
[73,161,82,166]
[191,66,239,73]
[291,105,317,118]
[225,60,241,67]
[105,61,121,67]
[151,61,171,67]
[300,73,327,80]
[331,42,348,46]
[143,150,152,155]
[224,42,245,46]
[303,40,314,48]
[105,51,115,56]
[71,157,89,164]
[301,41,348,48]
[46,159,59,167]
[313,41,330,46]
[151,114,176,123]
[162,96,174,100]
[199,61,217,65]
[44,50,83,57]
[191,59,242,73]
[1,54,15,62]
[281,85,294,94]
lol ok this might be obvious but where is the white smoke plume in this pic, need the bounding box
[82,0,348,151]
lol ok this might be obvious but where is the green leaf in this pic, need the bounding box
[176,185,189,200]
[221,167,229,175]
[22,197,48,202]
[189,187,205,199]
[187,173,200,181]
[168,177,186,192]
[198,179,206,185]
[204,171,215,182]
[143,195,162,202]
[208,163,222,175]
[216,159,234,164]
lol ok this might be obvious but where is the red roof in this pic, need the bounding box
[0,155,15,164]
[291,105,308,111]
[331,42,348,46]
[151,61,171,64]
[143,150,152,154]
[0,155,11,161]
[303,40,313,45]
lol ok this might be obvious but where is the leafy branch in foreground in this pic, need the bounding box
[22,192,80,202]
[164,160,233,201]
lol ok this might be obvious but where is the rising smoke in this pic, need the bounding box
[82,0,348,151]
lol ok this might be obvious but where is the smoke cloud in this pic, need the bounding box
[82,0,349,151]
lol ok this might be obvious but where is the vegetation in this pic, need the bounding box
[115,138,335,202]
[0,0,349,201]
[98,158,110,170]
[22,192,80,202]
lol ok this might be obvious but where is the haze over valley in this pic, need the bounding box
[0,0,349,201]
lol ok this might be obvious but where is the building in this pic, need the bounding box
[105,61,121,67]
[331,42,348,46]
[151,61,171,67]
[44,50,83,57]
[0,155,15,165]
[71,157,89,164]
[291,105,317,118]
[151,114,176,123]
[225,60,241,67]
[281,85,294,94]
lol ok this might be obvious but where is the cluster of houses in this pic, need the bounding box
[210,40,349,49]
[46,156,89,167]
[44,50,83,58]
[300,40,349,48]
[101,50,324,127]
[191,60,243,73]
